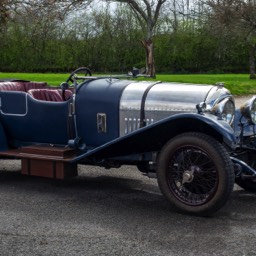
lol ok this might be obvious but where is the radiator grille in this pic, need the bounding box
[124,117,154,135]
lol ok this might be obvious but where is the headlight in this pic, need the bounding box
[211,98,235,125]
[240,96,256,124]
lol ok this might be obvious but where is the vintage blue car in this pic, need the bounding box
[0,67,255,216]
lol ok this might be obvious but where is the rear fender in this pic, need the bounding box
[72,113,236,163]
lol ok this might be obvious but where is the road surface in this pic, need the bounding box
[0,95,255,256]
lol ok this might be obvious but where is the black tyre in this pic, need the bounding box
[157,132,235,216]
[236,178,256,192]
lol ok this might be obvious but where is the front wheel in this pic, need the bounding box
[157,132,235,216]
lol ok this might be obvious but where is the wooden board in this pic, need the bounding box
[21,158,77,179]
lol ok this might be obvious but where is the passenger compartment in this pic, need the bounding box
[0,80,72,102]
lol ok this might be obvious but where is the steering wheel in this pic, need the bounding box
[61,67,92,100]
[66,67,92,84]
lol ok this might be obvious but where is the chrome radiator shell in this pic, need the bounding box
[119,81,231,136]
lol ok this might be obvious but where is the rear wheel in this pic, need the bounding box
[157,132,235,216]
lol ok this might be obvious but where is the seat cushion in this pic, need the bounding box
[0,82,25,91]
[28,89,72,102]
[23,82,47,92]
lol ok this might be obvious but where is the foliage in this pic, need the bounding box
[207,0,256,78]
[0,0,254,76]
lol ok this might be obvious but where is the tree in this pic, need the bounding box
[207,0,256,79]
[0,0,75,71]
[108,0,167,77]
[0,0,9,25]
[58,0,167,77]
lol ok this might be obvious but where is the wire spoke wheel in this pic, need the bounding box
[157,132,235,216]
[168,146,218,206]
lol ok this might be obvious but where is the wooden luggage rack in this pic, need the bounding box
[0,145,78,179]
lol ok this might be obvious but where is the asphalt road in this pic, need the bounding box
[0,96,256,256]
[0,159,256,256]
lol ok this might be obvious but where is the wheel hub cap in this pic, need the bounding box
[182,170,194,184]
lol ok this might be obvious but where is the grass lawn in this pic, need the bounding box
[154,74,256,95]
[0,72,69,87]
[0,72,255,95]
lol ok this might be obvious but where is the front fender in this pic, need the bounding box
[230,156,256,176]
[72,113,237,162]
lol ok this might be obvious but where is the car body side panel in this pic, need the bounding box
[0,92,70,147]
[72,113,237,163]
[75,79,132,147]
[0,121,8,151]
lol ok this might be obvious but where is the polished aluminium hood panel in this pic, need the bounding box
[119,81,230,136]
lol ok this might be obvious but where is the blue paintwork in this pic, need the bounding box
[72,112,237,162]
[0,91,71,147]
[230,156,256,176]
[0,121,8,151]
[75,78,132,147]
[0,91,27,115]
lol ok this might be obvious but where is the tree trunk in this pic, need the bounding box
[249,44,256,79]
[141,39,156,78]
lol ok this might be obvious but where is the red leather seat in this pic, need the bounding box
[23,82,47,92]
[0,82,25,91]
[0,81,48,92]
[28,89,72,102]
